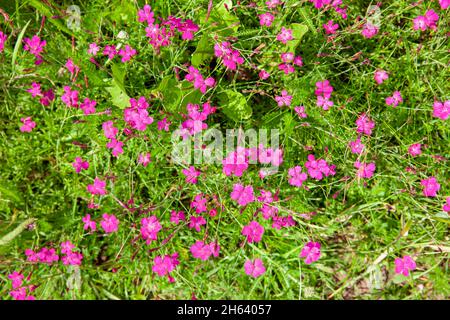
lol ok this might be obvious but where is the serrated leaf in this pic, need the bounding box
[218,89,252,122]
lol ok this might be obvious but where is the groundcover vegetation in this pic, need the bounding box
[0,0,449,300]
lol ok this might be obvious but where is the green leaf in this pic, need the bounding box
[158,76,182,112]
[218,89,252,122]
[11,20,31,70]
[106,80,130,109]
[0,184,24,204]
[200,0,240,36]
[192,34,214,68]
[0,218,36,246]
[27,0,75,36]
[286,23,308,52]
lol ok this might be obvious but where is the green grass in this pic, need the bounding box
[0,0,449,300]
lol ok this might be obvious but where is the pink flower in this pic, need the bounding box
[259,13,274,27]
[304,154,336,180]
[152,253,179,281]
[190,241,220,260]
[157,117,171,131]
[424,10,439,30]
[442,197,450,213]
[80,98,97,115]
[421,177,440,197]
[20,117,36,132]
[348,138,365,154]
[242,221,264,243]
[385,91,403,107]
[23,35,46,63]
[258,69,270,80]
[106,138,124,157]
[354,161,376,179]
[124,97,154,131]
[0,31,7,52]
[102,120,118,139]
[103,45,117,59]
[65,58,80,76]
[177,19,199,40]
[138,152,151,167]
[191,193,208,213]
[222,148,248,177]
[361,22,379,39]
[294,106,308,118]
[356,113,375,136]
[39,89,55,106]
[288,166,308,187]
[87,177,107,196]
[170,210,186,224]
[317,96,334,110]
[309,0,331,9]
[266,0,281,8]
[323,20,339,34]
[214,41,244,70]
[27,82,42,97]
[231,184,255,206]
[439,0,449,10]
[100,213,119,233]
[300,241,321,264]
[374,70,389,84]
[87,42,99,55]
[244,259,266,278]
[8,272,24,289]
[72,157,89,173]
[408,143,422,157]
[315,80,334,98]
[432,100,450,120]
[140,216,162,245]
[61,251,83,266]
[275,90,292,107]
[394,256,416,276]
[413,16,427,31]
[82,214,96,232]
[60,241,75,255]
[276,27,293,44]
[182,166,201,184]
[118,45,137,62]
[185,66,215,93]
[61,86,79,108]
[189,216,207,232]
[138,4,155,25]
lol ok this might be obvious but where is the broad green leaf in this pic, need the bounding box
[106,80,130,109]
[12,20,31,70]
[158,76,182,112]
[286,23,308,52]
[192,34,214,68]
[218,89,252,122]
[0,218,36,246]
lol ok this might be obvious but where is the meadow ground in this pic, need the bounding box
[0,0,449,300]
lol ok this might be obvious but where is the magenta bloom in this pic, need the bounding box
[189,216,207,232]
[354,161,376,179]
[408,143,422,157]
[275,90,292,107]
[106,138,124,157]
[72,157,89,173]
[124,97,154,131]
[103,45,117,59]
[361,22,379,39]
[0,31,7,52]
[222,148,248,177]
[140,216,162,245]
[87,177,107,196]
[323,20,339,34]
[259,13,274,27]
[20,117,36,132]
[314,80,333,98]
[118,45,137,62]
[23,35,46,64]
[65,58,80,76]
[39,89,55,106]
[182,166,201,184]
[356,113,375,136]
[231,184,255,206]
[80,98,97,115]
[348,138,365,154]
[8,271,24,289]
[276,27,293,44]
[374,70,388,84]
[244,258,266,278]
[61,86,79,108]
[102,120,118,139]
[170,210,186,224]
[421,177,440,197]
[258,69,270,80]
[242,221,264,243]
[138,152,151,167]
[152,253,179,282]
[27,82,42,97]
[137,4,155,25]
[191,193,208,214]
[317,96,334,110]
[394,256,416,276]
[439,0,449,9]
[294,106,307,118]
[185,66,216,93]
[100,213,119,233]
[82,214,96,232]
[214,41,244,70]
[288,166,308,187]
[442,197,450,213]
[304,154,336,181]
[300,241,321,264]
[413,16,427,31]
[87,42,99,55]
[432,100,450,120]
[190,241,220,260]
[385,91,403,108]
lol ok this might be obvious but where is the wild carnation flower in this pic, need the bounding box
[442,197,450,212]
[356,113,375,136]
[23,35,46,64]
[231,184,255,206]
[439,0,449,10]
[385,91,403,107]
[80,98,97,115]
[87,177,107,196]
[421,177,440,197]
[300,241,321,264]
[138,4,155,25]
[39,89,55,106]
[189,216,207,232]
[432,100,450,120]
[394,256,416,276]
[20,117,36,132]
[118,45,137,62]
[140,216,162,245]
[323,20,339,34]
[361,22,379,39]
[124,97,154,131]
[275,90,292,107]
[223,147,249,177]
[317,95,334,110]
[354,161,376,179]
[27,82,42,97]
[185,66,215,93]
[87,42,99,55]
[138,152,151,167]
[266,0,281,8]
[103,45,117,59]
[214,41,244,70]
[8,272,24,289]
[348,138,365,154]
[408,143,422,157]
[244,259,266,278]
[259,13,274,27]
[374,70,389,84]
[182,166,201,184]
[102,120,118,139]
[152,253,179,282]
[0,31,7,52]
[72,157,89,173]
[315,80,333,98]
[304,154,336,180]
[106,138,124,157]
[170,210,186,224]
[190,241,220,260]
[288,166,308,187]
[309,0,331,9]
[258,69,270,80]
[242,221,264,243]
[276,27,293,44]
[65,58,80,76]
[82,214,96,232]
[294,106,308,118]
[191,193,208,213]
[100,213,119,233]
[61,86,79,108]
